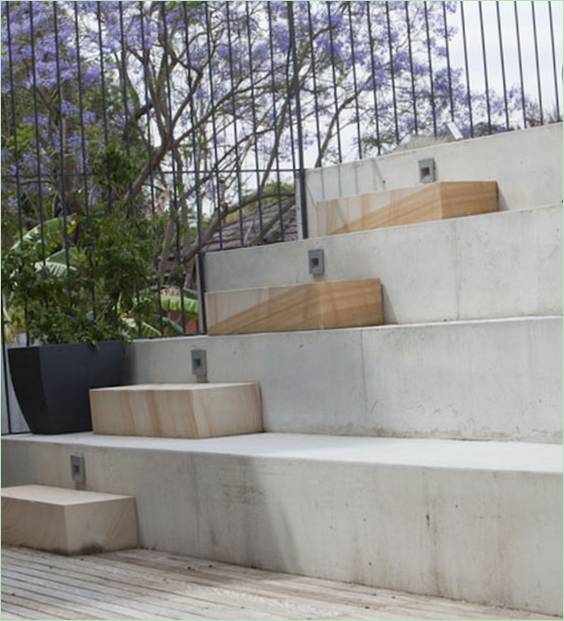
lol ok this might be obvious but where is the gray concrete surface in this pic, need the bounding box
[124,316,561,443]
[3,432,561,615]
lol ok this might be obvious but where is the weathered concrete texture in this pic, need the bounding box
[124,316,561,443]
[301,123,562,237]
[2,433,561,615]
[205,205,562,325]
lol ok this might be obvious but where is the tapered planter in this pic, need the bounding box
[8,341,125,434]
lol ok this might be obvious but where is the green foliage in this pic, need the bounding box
[92,143,140,201]
[2,213,165,345]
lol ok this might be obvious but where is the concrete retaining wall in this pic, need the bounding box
[301,123,562,237]
[3,433,561,615]
[125,316,562,443]
[205,205,562,325]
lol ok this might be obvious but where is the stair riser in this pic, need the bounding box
[127,317,562,443]
[206,205,562,325]
[3,438,561,615]
[302,123,562,237]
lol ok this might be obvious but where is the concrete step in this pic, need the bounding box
[302,123,561,237]
[2,432,561,615]
[126,316,562,444]
[90,383,262,439]
[206,204,562,325]
[205,278,383,336]
[314,181,497,236]
[1,484,138,555]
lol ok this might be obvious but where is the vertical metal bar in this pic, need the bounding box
[204,3,226,249]
[225,3,245,246]
[73,3,91,220]
[287,1,308,239]
[386,2,400,144]
[53,3,72,276]
[28,1,48,264]
[182,6,204,253]
[548,2,561,120]
[139,2,164,336]
[514,2,527,128]
[442,3,455,122]
[326,1,342,162]
[96,1,113,209]
[161,3,187,333]
[423,2,437,137]
[118,2,135,214]
[478,2,492,134]
[460,2,474,137]
[183,4,207,333]
[266,2,285,240]
[117,1,142,338]
[366,2,382,154]
[496,2,510,130]
[530,1,544,124]
[306,2,323,163]
[197,252,207,335]
[1,294,12,435]
[243,3,265,241]
[347,2,362,159]
[5,2,29,347]
[404,2,418,134]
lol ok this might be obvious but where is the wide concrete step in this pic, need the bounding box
[205,278,383,336]
[302,124,561,237]
[2,432,561,615]
[1,484,138,555]
[90,383,262,439]
[314,181,498,236]
[127,316,562,444]
[205,204,562,325]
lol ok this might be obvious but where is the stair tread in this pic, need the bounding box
[91,382,256,392]
[7,432,562,474]
[1,484,133,505]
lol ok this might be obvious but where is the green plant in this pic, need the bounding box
[2,211,194,344]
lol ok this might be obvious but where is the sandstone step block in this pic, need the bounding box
[1,484,138,555]
[90,383,262,439]
[315,181,498,236]
[205,278,383,336]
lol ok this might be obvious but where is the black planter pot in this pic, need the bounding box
[8,341,125,434]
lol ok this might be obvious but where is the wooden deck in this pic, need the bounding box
[1,546,554,620]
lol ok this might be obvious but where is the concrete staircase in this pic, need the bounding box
[2,124,562,615]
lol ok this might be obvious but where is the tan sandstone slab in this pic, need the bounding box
[315,181,498,236]
[90,383,263,439]
[205,278,383,336]
[1,485,138,555]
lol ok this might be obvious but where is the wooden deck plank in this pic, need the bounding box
[110,549,549,620]
[3,548,355,620]
[3,564,210,620]
[3,572,154,620]
[2,546,555,620]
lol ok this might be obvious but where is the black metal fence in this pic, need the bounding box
[1,1,562,432]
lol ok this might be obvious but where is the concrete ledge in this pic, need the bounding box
[2,433,561,615]
[302,123,562,236]
[206,205,562,325]
[124,316,562,443]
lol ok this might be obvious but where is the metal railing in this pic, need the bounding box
[1,1,562,433]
